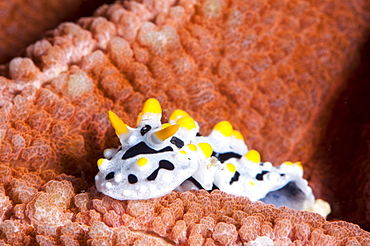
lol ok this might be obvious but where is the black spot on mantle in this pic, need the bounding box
[147,160,175,181]
[213,152,242,163]
[121,142,173,160]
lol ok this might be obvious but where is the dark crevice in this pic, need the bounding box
[313,35,370,231]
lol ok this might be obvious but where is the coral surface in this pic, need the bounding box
[0,0,115,64]
[1,0,370,244]
[1,172,370,245]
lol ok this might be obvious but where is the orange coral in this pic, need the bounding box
[0,0,370,243]
[2,170,370,245]
[0,0,116,64]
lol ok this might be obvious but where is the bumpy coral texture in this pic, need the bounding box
[0,0,81,64]
[0,0,115,64]
[2,172,370,245]
[1,0,370,243]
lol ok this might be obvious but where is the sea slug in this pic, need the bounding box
[95,98,330,217]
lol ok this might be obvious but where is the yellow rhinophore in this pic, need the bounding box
[161,123,171,129]
[226,163,236,173]
[155,124,180,141]
[142,98,162,115]
[108,111,129,136]
[170,109,189,122]
[245,150,261,164]
[177,116,196,130]
[137,157,148,167]
[214,121,233,137]
[295,161,303,170]
[198,143,213,158]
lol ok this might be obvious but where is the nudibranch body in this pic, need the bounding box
[95,98,330,216]
[95,99,211,200]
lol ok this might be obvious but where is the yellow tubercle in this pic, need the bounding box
[226,163,236,173]
[295,161,303,169]
[188,144,197,151]
[198,143,213,158]
[214,121,233,137]
[142,98,162,115]
[245,150,261,164]
[108,111,129,136]
[177,116,196,130]
[97,158,106,167]
[137,157,148,167]
[283,161,293,166]
[180,150,187,155]
[170,109,189,122]
[155,124,180,141]
[232,130,244,140]
[249,181,255,186]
